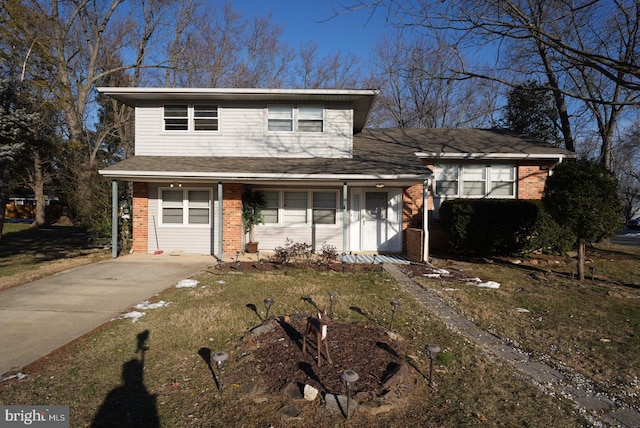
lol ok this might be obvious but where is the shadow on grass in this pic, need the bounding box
[0,226,99,264]
[92,331,159,428]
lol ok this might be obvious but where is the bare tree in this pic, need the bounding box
[294,42,363,88]
[340,0,640,168]
[368,34,498,128]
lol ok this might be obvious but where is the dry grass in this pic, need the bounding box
[0,267,585,427]
[0,224,111,291]
[414,243,640,410]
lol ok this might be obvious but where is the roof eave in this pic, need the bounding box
[98,169,429,182]
[414,152,576,161]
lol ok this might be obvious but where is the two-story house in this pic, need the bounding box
[98,88,574,261]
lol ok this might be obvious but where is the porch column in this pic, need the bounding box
[218,182,223,261]
[422,179,429,263]
[343,182,348,253]
[111,180,118,258]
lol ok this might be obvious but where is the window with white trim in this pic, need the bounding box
[164,105,188,131]
[161,189,211,225]
[490,165,516,196]
[267,105,293,132]
[312,191,337,224]
[267,105,324,133]
[283,191,308,224]
[164,104,219,131]
[299,106,324,132]
[435,164,516,198]
[257,190,339,226]
[262,191,279,224]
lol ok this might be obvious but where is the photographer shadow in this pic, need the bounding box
[92,331,159,428]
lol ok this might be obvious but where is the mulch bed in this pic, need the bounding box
[228,317,409,402]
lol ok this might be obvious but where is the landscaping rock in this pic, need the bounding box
[360,403,393,416]
[280,382,304,401]
[303,384,318,401]
[278,405,302,420]
[324,393,358,417]
[249,320,276,335]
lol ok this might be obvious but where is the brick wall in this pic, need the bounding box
[223,183,243,254]
[405,228,424,262]
[132,182,149,253]
[518,162,553,199]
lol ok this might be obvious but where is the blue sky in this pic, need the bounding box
[231,0,392,59]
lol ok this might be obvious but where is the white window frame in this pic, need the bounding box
[434,164,516,199]
[266,105,325,134]
[267,105,294,132]
[254,189,339,227]
[298,105,324,133]
[159,188,212,226]
[163,104,219,132]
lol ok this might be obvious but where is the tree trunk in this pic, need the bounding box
[33,151,47,227]
[0,159,10,245]
[577,242,586,281]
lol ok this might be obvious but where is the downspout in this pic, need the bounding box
[112,180,118,258]
[218,182,224,261]
[422,179,429,263]
[343,182,348,253]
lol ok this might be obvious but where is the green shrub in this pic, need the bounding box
[440,199,573,257]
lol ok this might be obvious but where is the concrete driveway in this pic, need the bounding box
[0,253,214,377]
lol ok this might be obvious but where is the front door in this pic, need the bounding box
[360,190,402,252]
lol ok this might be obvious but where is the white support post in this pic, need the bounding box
[343,182,348,253]
[218,182,224,261]
[111,180,118,259]
[422,179,429,263]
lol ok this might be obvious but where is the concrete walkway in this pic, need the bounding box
[0,253,214,377]
[385,264,640,428]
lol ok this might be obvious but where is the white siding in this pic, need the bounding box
[147,183,217,255]
[135,101,354,158]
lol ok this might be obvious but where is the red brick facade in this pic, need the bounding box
[517,161,553,199]
[132,182,149,253]
[222,183,243,254]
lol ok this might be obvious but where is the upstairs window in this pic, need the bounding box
[267,105,324,133]
[268,105,293,132]
[298,106,324,132]
[193,105,218,131]
[164,105,188,131]
[164,104,219,132]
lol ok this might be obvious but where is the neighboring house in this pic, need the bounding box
[98,88,574,261]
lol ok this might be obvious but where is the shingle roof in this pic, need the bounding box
[99,128,573,182]
[356,128,573,156]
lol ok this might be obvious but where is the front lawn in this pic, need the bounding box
[0,265,585,427]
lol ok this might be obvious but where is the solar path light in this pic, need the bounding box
[328,291,338,318]
[341,369,359,419]
[212,351,228,392]
[426,344,441,391]
[263,297,274,320]
[389,300,400,330]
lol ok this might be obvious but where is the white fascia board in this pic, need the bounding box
[98,169,429,181]
[97,87,379,96]
[414,152,574,160]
